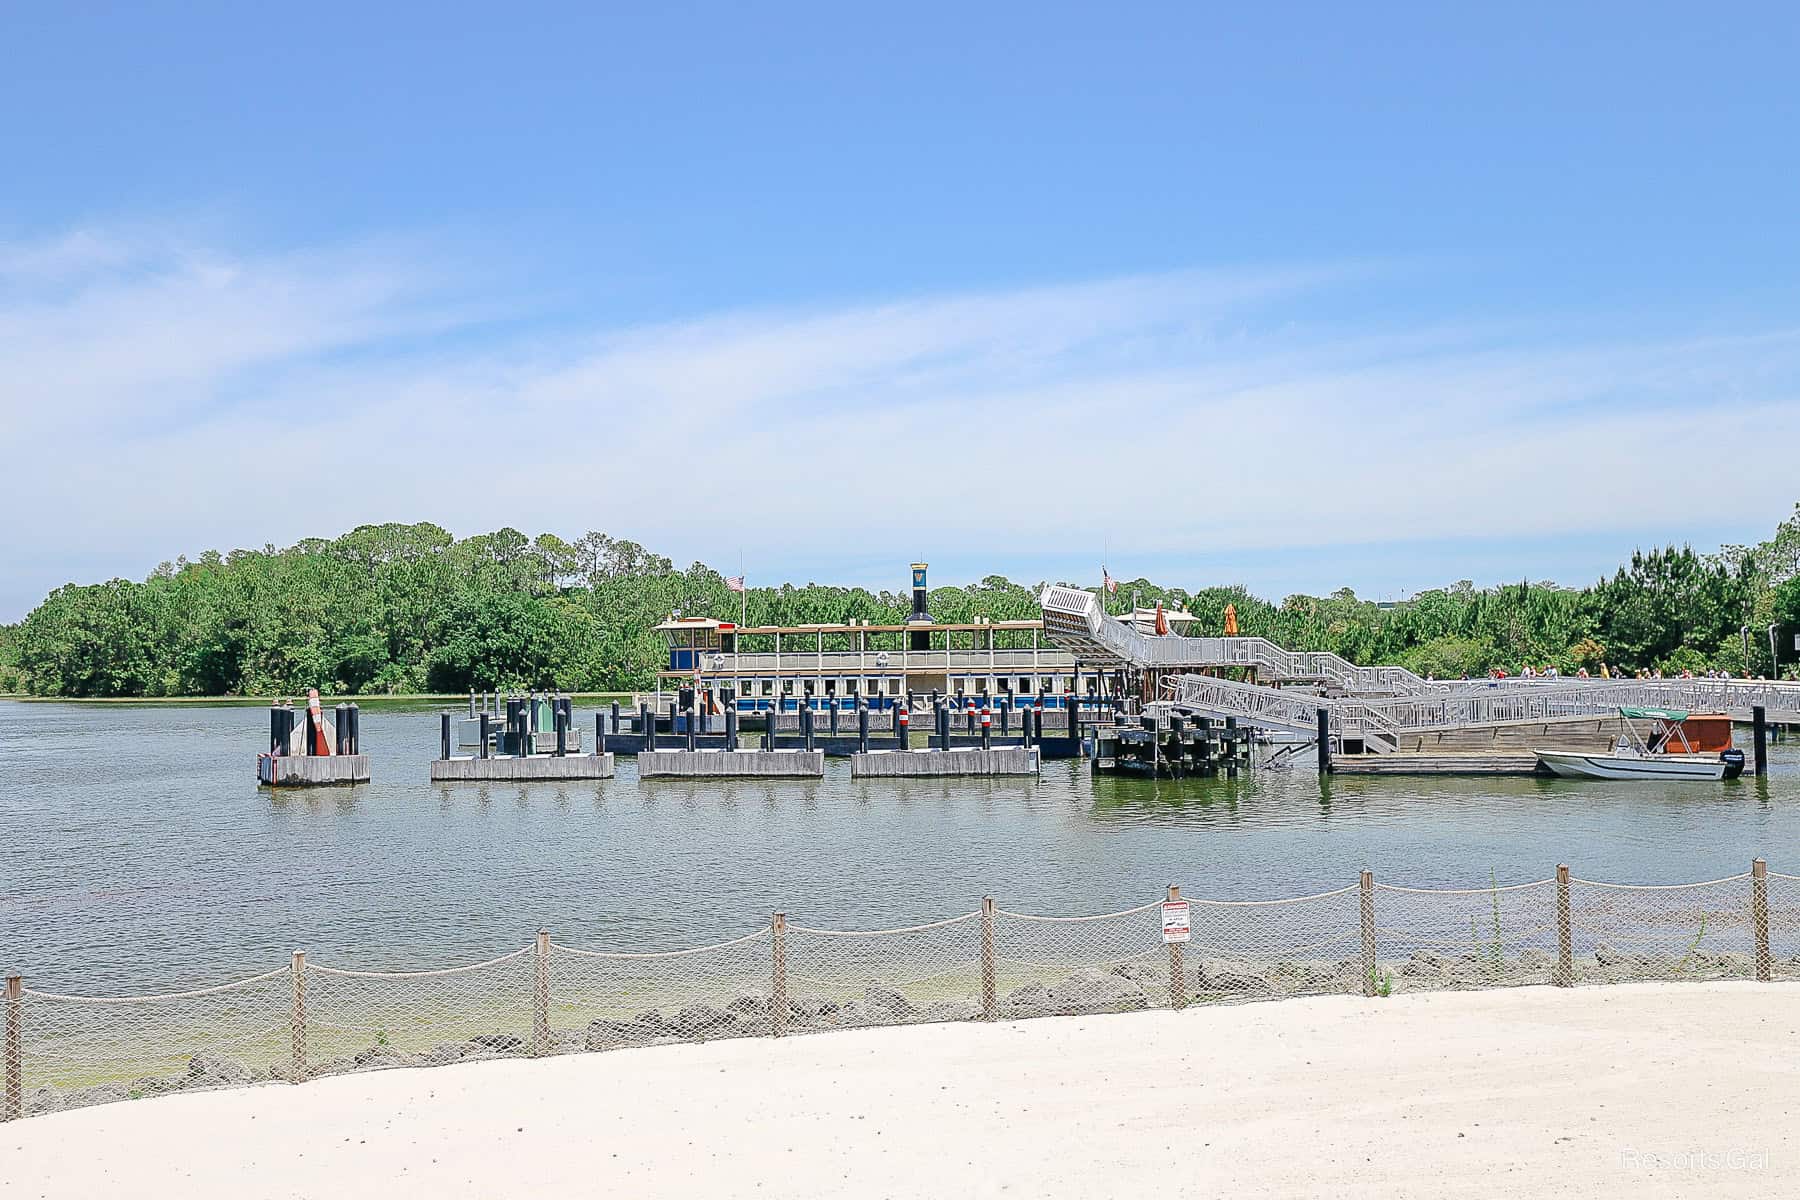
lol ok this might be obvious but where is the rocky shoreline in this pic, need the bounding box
[23,949,1779,1117]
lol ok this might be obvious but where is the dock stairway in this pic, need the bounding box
[1038,585,1429,694]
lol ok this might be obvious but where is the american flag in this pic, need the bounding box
[726,575,745,593]
[1102,568,1118,595]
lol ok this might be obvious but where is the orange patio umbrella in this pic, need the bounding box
[1223,603,1239,636]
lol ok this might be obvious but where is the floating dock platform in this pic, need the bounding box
[1329,752,1547,776]
[257,753,371,787]
[638,749,825,778]
[850,747,1040,777]
[430,754,615,782]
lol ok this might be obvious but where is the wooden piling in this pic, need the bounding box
[1359,871,1376,995]
[1753,706,1768,776]
[1753,859,1771,982]
[290,951,307,1083]
[771,914,788,1038]
[533,930,551,1055]
[1167,885,1187,1010]
[1555,865,1573,986]
[4,976,20,1121]
[980,898,998,1021]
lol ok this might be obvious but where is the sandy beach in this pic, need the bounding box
[8,982,1796,1199]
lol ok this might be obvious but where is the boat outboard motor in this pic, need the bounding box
[1720,748,1746,779]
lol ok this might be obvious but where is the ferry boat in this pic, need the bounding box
[652,563,1195,713]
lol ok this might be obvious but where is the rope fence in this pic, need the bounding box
[5,860,1793,1122]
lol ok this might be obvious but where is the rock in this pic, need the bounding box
[26,1086,64,1115]
[586,1018,658,1049]
[130,1074,181,1096]
[422,1042,472,1066]
[1271,961,1341,990]
[634,1010,674,1036]
[1207,970,1274,995]
[352,1045,407,1069]
[1518,948,1554,969]
[187,1054,252,1086]
[921,999,980,1022]
[1108,962,1164,985]
[862,986,915,1021]
[471,1033,525,1052]
[71,1082,130,1108]
[672,1004,737,1038]
[1047,969,1147,1012]
[1004,982,1050,1011]
[833,1000,870,1027]
[727,994,771,1017]
[789,995,839,1021]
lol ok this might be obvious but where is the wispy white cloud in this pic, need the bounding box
[2,225,1797,618]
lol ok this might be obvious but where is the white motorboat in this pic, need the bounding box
[1535,708,1746,781]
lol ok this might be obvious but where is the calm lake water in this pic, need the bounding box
[2,700,1795,992]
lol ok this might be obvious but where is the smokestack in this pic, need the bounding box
[908,561,931,651]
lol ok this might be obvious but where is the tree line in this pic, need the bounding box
[3,507,1798,697]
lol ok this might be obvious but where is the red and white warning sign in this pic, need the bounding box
[1161,899,1191,944]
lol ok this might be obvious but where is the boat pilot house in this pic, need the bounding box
[655,563,1110,712]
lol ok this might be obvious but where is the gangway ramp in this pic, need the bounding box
[1038,585,1428,694]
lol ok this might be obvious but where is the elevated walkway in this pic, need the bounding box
[1040,584,1800,746]
[1039,586,1426,693]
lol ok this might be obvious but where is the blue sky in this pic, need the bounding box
[2,2,1798,618]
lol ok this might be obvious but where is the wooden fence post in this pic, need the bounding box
[980,897,998,1021]
[290,952,307,1083]
[1359,871,1376,996]
[534,930,552,1055]
[1167,885,1187,1010]
[4,976,20,1121]
[771,914,788,1038]
[1753,860,1771,983]
[1555,865,1573,987]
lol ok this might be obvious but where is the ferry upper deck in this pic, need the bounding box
[653,562,1196,711]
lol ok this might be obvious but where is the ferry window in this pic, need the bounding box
[954,679,966,695]
[846,679,859,694]
[781,680,794,695]
[1018,677,1031,693]
[761,680,774,696]
[803,679,816,696]
[824,679,837,695]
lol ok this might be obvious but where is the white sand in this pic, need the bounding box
[9,983,1797,1199]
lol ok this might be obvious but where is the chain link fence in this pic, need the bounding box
[5,861,1793,1122]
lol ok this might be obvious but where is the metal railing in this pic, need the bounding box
[10,862,1787,1122]
[713,649,1063,675]
[1163,675,1399,749]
